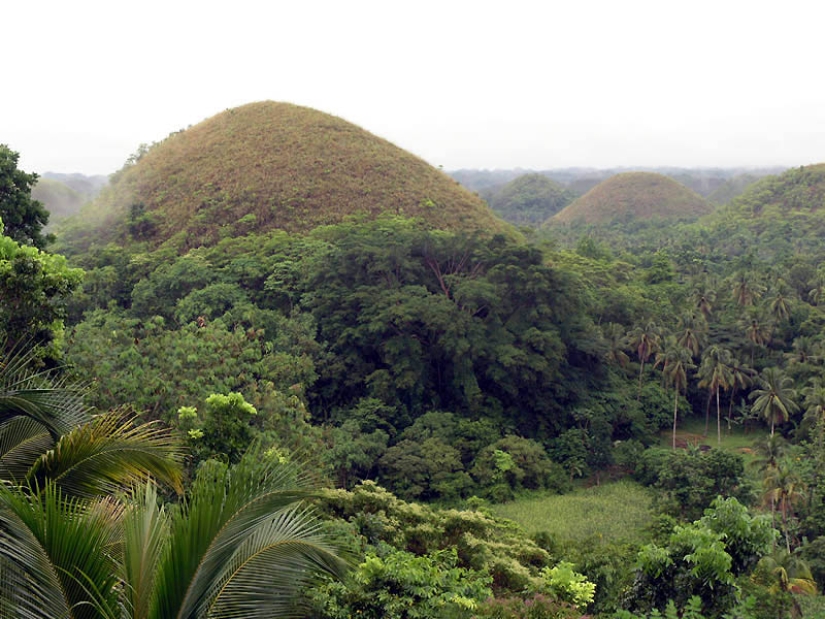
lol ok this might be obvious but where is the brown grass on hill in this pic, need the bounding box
[63,101,511,252]
[550,171,712,225]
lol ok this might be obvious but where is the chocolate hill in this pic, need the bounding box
[60,101,511,252]
[550,172,712,225]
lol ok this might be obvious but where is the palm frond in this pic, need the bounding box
[0,482,124,619]
[0,346,89,436]
[0,484,71,619]
[154,450,326,619]
[27,412,184,499]
[122,482,170,619]
[0,416,54,482]
[203,505,348,619]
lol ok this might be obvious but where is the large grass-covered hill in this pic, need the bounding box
[59,101,511,252]
[550,171,712,225]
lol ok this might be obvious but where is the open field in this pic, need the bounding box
[490,480,653,544]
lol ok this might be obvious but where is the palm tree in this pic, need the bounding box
[656,337,695,449]
[754,549,817,619]
[785,336,822,367]
[601,323,630,370]
[802,378,825,441]
[750,368,799,437]
[2,350,346,617]
[731,271,763,307]
[697,345,733,444]
[126,450,347,619]
[763,459,807,554]
[676,311,706,359]
[630,321,662,400]
[693,286,715,320]
[0,450,347,619]
[1,346,183,496]
[726,360,755,432]
[743,315,772,366]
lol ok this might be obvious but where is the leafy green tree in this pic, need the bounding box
[0,220,83,355]
[750,368,799,436]
[311,547,490,619]
[0,145,52,249]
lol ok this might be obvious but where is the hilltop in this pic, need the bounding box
[59,102,511,253]
[550,172,712,225]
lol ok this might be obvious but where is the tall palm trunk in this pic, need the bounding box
[673,389,679,449]
[716,389,722,445]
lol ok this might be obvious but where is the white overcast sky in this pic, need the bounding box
[5,0,825,175]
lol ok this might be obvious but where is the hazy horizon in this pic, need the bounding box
[6,1,824,176]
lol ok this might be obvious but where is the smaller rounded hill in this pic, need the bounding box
[550,172,712,225]
[60,102,511,253]
[486,173,575,225]
[725,163,825,215]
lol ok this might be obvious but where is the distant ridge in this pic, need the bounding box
[550,172,712,225]
[60,101,511,252]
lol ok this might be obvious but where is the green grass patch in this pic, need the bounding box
[490,480,653,544]
[661,417,769,467]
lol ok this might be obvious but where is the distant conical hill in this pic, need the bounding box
[550,172,712,225]
[724,163,825,215]
[60,101,511,252]
[485,173,575,225]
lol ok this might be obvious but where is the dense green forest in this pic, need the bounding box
[4,106,825,617]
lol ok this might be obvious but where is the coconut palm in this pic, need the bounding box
[743,315,772,366]
[754,549,816,619]
[750,368,799,436]
[763,459,807,553]
[697,345,733,444]
[731,271,763,307]
[676,311,706,359]
[726,360,755,432]
[600,323,630,370]
[656,336,695,449]
[630,321,662,400]
[802,378,825,441]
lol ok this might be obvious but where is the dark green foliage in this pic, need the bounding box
[635,448,752,520]
[299,217,603,436]
[0,145,52,249]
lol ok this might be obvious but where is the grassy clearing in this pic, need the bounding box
[490,480,653,544]
[662,417,769,467]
